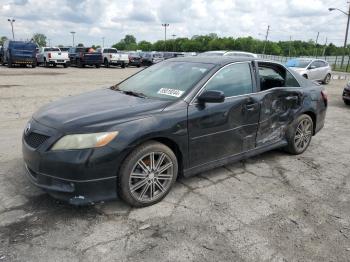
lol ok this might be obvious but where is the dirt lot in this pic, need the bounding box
[0,66,349,262]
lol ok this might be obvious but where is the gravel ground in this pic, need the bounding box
[0,66,349,262]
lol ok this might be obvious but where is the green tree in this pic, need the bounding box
[0,36,8,46]
[32,33,47,47]
[138,40,152,51]
[124,34,136,45]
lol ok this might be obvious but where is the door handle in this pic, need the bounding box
[244,103,258,111]
[285,96,299,102]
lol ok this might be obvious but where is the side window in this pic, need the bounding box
[309,61,318,69]
[258,64,300,90]
[285,70,300,87]
[204,63,253,97]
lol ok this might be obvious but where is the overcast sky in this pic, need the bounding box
[0,0,347,47]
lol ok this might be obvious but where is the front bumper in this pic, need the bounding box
[22,119,125,205]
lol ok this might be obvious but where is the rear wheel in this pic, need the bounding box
[118,141,178,207]
[104,58,110,68]
[323,73,331,85]
[121,63,126,68]
[7,58,12,68]
[44,58,49,68]
[95,64,101,68]
[77,59,83,68]
[344,100,350,106]
[285,114,313,155]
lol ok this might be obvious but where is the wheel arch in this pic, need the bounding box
[117,136,185,178]
[301,110,316,135]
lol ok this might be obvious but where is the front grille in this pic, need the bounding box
[24,132,50,148]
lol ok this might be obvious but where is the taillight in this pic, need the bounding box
[321,90,328,106]
[48,53,51,59]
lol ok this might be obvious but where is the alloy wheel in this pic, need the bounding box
[129,152,174,203]
[294,118,312,151]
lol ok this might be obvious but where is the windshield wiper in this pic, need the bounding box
[111,85,148,98]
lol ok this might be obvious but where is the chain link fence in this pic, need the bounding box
[257,54,350,73]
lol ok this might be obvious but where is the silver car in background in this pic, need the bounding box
[287,58,332,84]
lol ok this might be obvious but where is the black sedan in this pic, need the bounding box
[343,82,350,105]
[22,57,327,207]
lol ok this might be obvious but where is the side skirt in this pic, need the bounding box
[183,140,288,177]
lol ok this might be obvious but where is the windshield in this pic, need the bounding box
[108,49,118,53]
[114,61,215,100]
[286,59,311,68]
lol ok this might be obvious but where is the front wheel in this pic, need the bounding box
[118,141,178,207]
[323,73,331,85]
[285,114,313,155]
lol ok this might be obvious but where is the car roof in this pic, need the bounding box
[167,56,257,65]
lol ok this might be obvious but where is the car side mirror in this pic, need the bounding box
[197,90,225,103]
[308,65,316,70]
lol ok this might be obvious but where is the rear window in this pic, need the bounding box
[44,48,60,52]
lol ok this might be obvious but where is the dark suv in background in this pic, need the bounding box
[68,47,102,68]
[1,40,37,68]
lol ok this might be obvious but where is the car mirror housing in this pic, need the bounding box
[197,90,225,103]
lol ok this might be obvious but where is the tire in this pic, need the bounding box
[32,62,36,68]
[285,114,313,155]
[63,64,68,68]
[118,141,178,207]
[121,63,126,68]
[344,100,350,106]
[323,73,331,85]
[44,58,49,68]
[104,58,110,68]
[95,64,100,68]
[7,58,12,68]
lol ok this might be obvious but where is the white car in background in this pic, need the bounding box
[198,50,257,58]
[37,47,70,67]
[96,48,129,68]
[287,58,332,84]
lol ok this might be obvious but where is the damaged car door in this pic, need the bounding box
[256,62,303,147]
[188,62,260,167]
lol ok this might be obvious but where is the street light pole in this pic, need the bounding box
[7,18,15,40]
[161,23,169,52]
[172,34,176,52]
[262,25,270,55]
[70,31,76,47]
[329,4,350,68]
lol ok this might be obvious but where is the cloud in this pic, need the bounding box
[0,0,345,47]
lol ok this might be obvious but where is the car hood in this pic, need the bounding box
[290,67,307,73]
[33,88,170,132]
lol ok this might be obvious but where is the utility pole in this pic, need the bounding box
[161,23,169,52]
[262,25,270,54]
[7,18,15,40]
[172,34,176,52]
[70,31,76,47]
[322,37,328,57]
[289,36,292,57]
[102,37,105,48]
[314,32,319,58]
[329,2,350,68]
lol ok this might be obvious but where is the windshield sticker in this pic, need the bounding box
[157,88,184,97]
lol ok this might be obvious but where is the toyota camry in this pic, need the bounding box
[22,57,327,207]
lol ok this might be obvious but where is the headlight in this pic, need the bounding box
[51,131,118,151]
